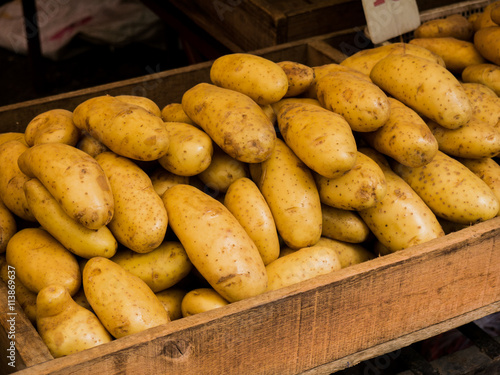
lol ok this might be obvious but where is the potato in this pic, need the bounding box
[158,122,213,177]
[260,104,277,125]
[224,177,280,265]
[76,131,109,157]
[111,241,192,293]
[24,109,80,147]
[313,237,375,268]
[6,227,81,295]
[0,140,36,222]
[414,14,474,40]
[257,139,322,250]
[37,284,112,358]
[181,288,229,317]
[0,200,16,254]
[271,97,322,115]
[0,132,27,146]
[277,60,315,97]
[83,257,170,338]
[358,148,445,252]
[163,184,268,302]
[462,82,498,98]
[72,95,170,161]
[18,142,114,230]
[210,53,288,105]
[462,81,500,127]
[156,287,187,321]
[182,83,276,163]
[474,26,500,65]
[340,42,445,76]
[95,151,168,253]
[409,37,485,74]
[316,71,391,132]
[149,167,189,197]
[266,246,341,292]
[115,95,161,117]
[276,101,357,178]
[161,103,197,126]
[315,151,387,211]
[391,150,499,224]
[24,178,118,259]
[492,4,500,25]
[72,287,93,312]
[462,63,500,96]
[361,98,438,168]
[473,2,500,31]
[321,204,371,244]
[427,117,500,159]
[370,54,472,130]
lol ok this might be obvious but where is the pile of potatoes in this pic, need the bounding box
[1,6,500,359]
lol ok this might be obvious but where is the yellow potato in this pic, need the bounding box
[321,204,371,244]
[24,109,80,147]
[276,60,315,97]
[158,121,213,176]
[315,151,387,211]
[95,151,168,253]
[0,140,36,222]
[462,82,500,127]
[427,117,500,158]
[156,287,187,321]
[37,284,112,358]
[210,53,288,105]
[370,53,472,130]
[316,71,391,132]
[18,142,114,230]
[224,177,280,265]
[160,103,197,126]
[148,166,189,197]
[361,97,438,168]
[276,102,357,179]
[462,82,498,98]
[76,131,109,157]
[24,178,118,259]
[0,132,27,146]
[163,184,268,302]
[72,287,93,312]
[257,139,322,250]
[6,227,81,295]
[271,97,322,115]
[72,95,170,161]
[492,4,500,25]
[115,95,161,117]
[111,241,192,293]
[473,2,500,31]
[182,83,276,163]
[83,257,170,338]
[391,150,499,224]
[260,104,277,125]
[409,37,485,74]
[181,288,230,317]
[358,148,445,252]
[474,26,500,65]
[313,237,375,268]
[266,246,341,292]
[462,63,500,96]
[414,14,474,40]
[0,199,16,254]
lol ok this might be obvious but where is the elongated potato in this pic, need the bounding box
[316,71,390,132]
[210,53,288,105]
[361,98,438,168]
[312,237,375,268]
[24,178,118,259]
[73,95,170,161]
[181,288,229,317]
[321,204,371,244]
[473,2,500,31]
[474,26,500,65]
[414,14,474,40]
[257,139,322,250]
[163,184,268,302]
[462,82,500,127]
[95,151,168,253]
[18,143,114,230]
[358,148,445,252]
[76,131,109,157]
[224,177,280,265]
[271,97,322,115]
[277,60,315,97]
[492,4,500,25]
[115,95,161,117]
[0,200,16,254]
[161,103,197,126]
[276,102,357,178]
[24,109,80,147]
[182,83,276,163]
[462,63,500,96]
[391,150,499,223]
[149,167,189,197]
[156,287,187,321]
[370,54,472,129]
[0,132,27,146]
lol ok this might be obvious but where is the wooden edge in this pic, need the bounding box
[418,0,488,21]
[306,39,349,64]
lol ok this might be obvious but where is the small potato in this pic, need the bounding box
[224,177,280,265]
[313,237,375,268]
[158,122,213,176]
[462,82,500,127]
[161,103,197,126]
[24,109,80,147]
[76,131,109,157]
[271,97,322,115]
[370,54,472,130]
[315,151,387,211]
[115,95,161,117]
[414,14,474,40]
[277,60,315,97]
[111,241,193,293]
[321,204,371,244]
[0,132,28,146]
[156,287,187,321]
[474,26,500,65]
[210,53,288,105]
[260,104,277,125]
[149,167,189,197]
[182,83,276,163]
[266,246,341,292]
[6,227,81,295]
[391,150,499,224]
[473,2,500,31]
[181,288,229,317]
[95,151,168,253]
[462,63,500,96]
[277,102,357,178]
[0,200,16,254]
[316,71,390,132]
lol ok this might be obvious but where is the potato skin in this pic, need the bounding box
[24,109,80,147]
[0,132,28,146]
[474,26,500,65]
[414,14,474,40]
[18,143,114,230]
[462,64,500,96]
[181,288,229,317]
[95,151,168,253]
[277,102,357,178]
[161,103,197,126]
[313,237,375,268]
[115,95,161,117]
[321,204,371,244]
[462,82,500,127]
[277,60,315,97]
[149,167,189,197]
[370,54,472,129]
[210,53,288,105]
[76,131,109,157]
[0,200,16,254]
[182,83,276,163]
[163,184,268,302]
[156,287,187,321]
